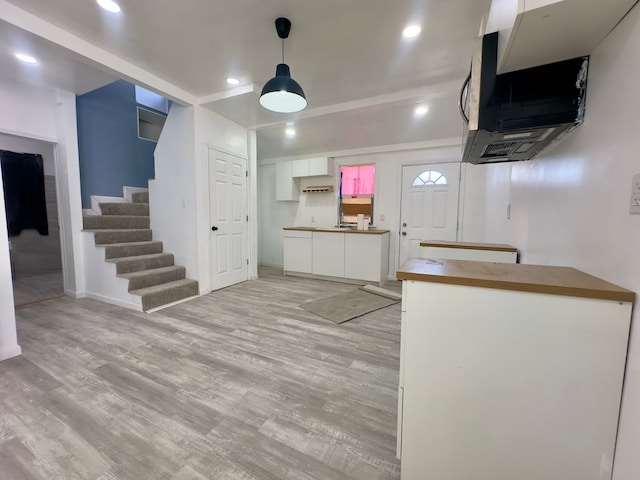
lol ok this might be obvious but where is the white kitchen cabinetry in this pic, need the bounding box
[345,232,389,283]
[291,157,333,177]
[312,232,345,278]
[283,230,312,273]
[486,0,636,74]
[396,258,634,480]
[275,161,299,201]
[282,228,390,286]
[420,240,517,263]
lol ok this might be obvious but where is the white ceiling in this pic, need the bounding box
[0,0,492,159]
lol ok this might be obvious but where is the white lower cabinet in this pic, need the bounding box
[396,260,634,480]
[345,233,389,283]
[283,230,312,273]
[312,232,345,277]
[283,229,389,285]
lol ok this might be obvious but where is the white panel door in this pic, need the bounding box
[209,148,248,290]
[398,163,460,267]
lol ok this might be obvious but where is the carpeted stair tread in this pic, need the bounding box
[119,265,186,291]
[131,279,199,311]
[83,215,150,230]
[107,252,174,274]
[93,229,153,245]
[99,202,149,216]
[104,241,163,259]
[131,191,149,203]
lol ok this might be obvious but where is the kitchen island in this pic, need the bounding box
[283,227,390,286]
[396,257,634,480]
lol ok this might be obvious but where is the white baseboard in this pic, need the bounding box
[83,292,143,311]
[0,344,22,361]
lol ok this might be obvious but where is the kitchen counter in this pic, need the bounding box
[282,227,390,285]
[396,257,635,480]
[419,240,518,263]
[283,226,389,235]
[419,239,517,252]
[397,257,634,302]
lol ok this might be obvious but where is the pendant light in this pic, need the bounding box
[260,17,307,113]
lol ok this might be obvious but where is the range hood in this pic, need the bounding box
[461,32,589,164]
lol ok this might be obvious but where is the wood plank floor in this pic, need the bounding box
[1,267,402,480]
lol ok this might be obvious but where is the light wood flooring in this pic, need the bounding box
[1,267,402,479]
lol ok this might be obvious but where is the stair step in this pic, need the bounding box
[100,202,149,216]
[131,191,149,203]
[104,241,163,259]
[119,265,186,291]
[107,253,174,274]
[93,229,152,245]
[131,279,199,311]
[83,215,150,230]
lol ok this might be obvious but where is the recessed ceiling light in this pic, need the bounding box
[285,128,296,137]
[226,77,240,86]
[15,53,38,64]
[415,105,429,116]
[403,25,421,38]
[97,0,121,14]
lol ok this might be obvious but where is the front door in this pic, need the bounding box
[398,162,460,267]
[209,148,248,290]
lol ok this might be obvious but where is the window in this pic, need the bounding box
[413,170,447,186]
[339,164,375,225]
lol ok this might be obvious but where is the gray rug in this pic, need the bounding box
[301,288,400,324]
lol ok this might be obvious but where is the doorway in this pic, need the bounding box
[209,148,249,291]
[398,162,460,267]
[0,136,64,306]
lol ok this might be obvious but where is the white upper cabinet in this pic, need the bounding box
[275,161,299,201]
[291,157,333,178]
[486,0,637,73]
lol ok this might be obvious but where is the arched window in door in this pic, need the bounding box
[413,170,448,186]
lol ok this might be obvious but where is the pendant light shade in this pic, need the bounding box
[260,18,307,113]
[260,63,307,113]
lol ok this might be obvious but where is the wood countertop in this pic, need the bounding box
[420,240,517,253]
[397,258,635,303]
[283,227,390,235]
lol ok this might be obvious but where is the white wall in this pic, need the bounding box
[258,141,478,275]
[0,79,84,361]
[151,104,251,293]
[474,5,640,478]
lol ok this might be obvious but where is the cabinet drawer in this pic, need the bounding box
[283,230,312,239]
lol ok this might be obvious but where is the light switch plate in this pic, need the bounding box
[630,173,640,214]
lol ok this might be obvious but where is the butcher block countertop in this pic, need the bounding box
[420,240,517,252]
[397,258,635,302]
[283,227,390,235]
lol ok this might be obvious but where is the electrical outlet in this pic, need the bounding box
[311,216,315,223]
[379,213,385,221]
[631,173,640,214]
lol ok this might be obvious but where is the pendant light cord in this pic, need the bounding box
[281,38,285,64]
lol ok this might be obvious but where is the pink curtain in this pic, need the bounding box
[341,164,375,195]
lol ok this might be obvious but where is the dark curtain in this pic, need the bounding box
[0,149,49,237]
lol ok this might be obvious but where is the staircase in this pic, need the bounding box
[82,188,199,311]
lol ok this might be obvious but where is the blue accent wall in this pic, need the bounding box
[76,80,157,208]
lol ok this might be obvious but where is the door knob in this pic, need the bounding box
[211,226,218,231]
[402,232,407,236]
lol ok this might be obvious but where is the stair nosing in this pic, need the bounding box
[118,265,185,279]
[130,278,198,295]
[106,252,173,264]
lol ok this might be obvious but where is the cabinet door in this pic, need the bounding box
[308,157,333,176]
[344,234,381,282]
[283,235,312,273]
[275,161,299,201]
[312,232,344,277]
[291,159,309,177]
